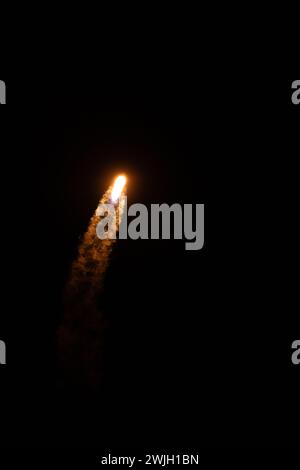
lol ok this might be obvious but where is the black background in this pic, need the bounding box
[0,72,299,454]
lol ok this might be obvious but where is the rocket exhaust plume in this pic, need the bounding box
[111,175,126,203]
[57,175,127,388]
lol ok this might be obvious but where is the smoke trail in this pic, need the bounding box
[57,185,125,388]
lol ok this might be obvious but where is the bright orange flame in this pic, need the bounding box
[111,175,127,203]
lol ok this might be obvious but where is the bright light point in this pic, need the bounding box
[111,175,127,203]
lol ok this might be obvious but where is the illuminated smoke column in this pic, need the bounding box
[57,177,126,388]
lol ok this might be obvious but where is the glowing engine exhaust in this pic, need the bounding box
[111,175,127,203]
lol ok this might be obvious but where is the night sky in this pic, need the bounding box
[0,75,299,452]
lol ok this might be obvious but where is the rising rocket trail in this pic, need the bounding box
[57,177,126,388]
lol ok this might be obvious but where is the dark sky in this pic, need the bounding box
[0,76,299,451]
